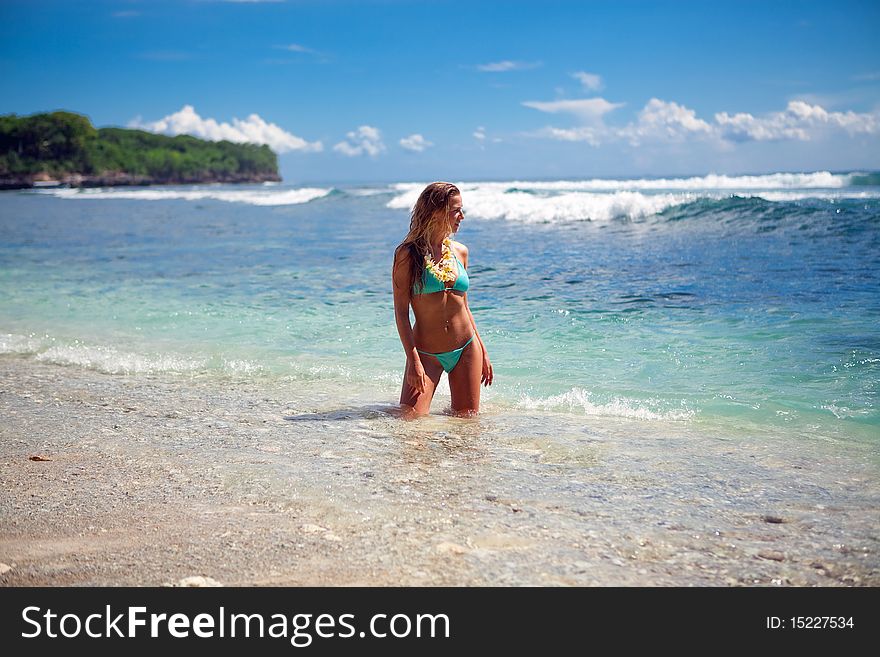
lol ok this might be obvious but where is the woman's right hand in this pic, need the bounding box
[406,356,428,395]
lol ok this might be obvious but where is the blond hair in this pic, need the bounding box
[393,181,460,298]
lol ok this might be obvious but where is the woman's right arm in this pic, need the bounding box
[392,249,427,394]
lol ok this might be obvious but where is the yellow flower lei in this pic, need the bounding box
[424,237,457,283]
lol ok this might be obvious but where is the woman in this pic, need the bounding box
[392,182,493,418]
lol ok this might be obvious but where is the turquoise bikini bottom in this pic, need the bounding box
[417,334,475,373]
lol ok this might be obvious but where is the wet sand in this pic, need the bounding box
[1,355,877,586]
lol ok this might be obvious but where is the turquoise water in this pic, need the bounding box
[1,174,878,445]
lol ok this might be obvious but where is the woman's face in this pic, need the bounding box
[446,194,464,234]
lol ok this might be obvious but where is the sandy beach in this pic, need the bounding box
[1,354,877,587]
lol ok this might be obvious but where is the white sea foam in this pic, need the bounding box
[347,187,394,197]
[388,185,695,222]
[820,404,873,420]
[0,332,46,355]
[39,186,333,206]
[1,330,286,377]
[1,329,401,386]
[386,173,874,223]
[390,172,850,196]
[517,387,694,421]
[220,358,266,375]
[0,332,207,374]
[472,190,696,223]
[35,344,206,374]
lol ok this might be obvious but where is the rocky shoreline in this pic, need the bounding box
[0,171,282,190]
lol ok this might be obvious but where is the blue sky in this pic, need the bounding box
[2,0,879,182]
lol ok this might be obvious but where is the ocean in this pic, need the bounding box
[2,172,879,584]
[2,172,877,439]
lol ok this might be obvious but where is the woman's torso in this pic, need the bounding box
[410,244,472,351]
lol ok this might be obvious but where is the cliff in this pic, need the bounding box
[0,111,281,189]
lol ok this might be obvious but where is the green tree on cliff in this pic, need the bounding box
[0,111,279,183]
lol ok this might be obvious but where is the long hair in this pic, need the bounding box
[394,181,460,298]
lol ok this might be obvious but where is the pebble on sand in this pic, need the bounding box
[761,515,786,524]
[166,576,222,587]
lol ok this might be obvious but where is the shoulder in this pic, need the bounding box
[450,239,469,260]
[451,240,469,268]
[393,243,416,267]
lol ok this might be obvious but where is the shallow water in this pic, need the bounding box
[2,174,878,448]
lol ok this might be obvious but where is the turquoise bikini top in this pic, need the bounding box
[413,251,470,296]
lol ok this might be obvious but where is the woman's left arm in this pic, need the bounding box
[458,244,493,387]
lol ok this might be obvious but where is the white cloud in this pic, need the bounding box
[533,126,602,147]
[279,43,317,54]
[476,60,541,72]
[715,101,879,142]
[529,96,880,148]
[522,98,624,123]
[129,105,322,153]
[473,127,486,141]
[268,43,330,64]
[333,125,386,157]
[571,71,603,91]
[621,98,713,145]
[714,109,806,142]
[399,134,433,152]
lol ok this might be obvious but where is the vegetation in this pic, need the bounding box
[0,110,279,186]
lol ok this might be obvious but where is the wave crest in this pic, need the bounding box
[386,173,877,223]
[517,387,694,421]
[38,186,334,206]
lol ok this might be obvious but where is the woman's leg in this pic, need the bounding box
[399,351,444,419]
[447,338,483,416]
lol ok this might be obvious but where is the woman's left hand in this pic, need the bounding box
[481,350,493,387]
